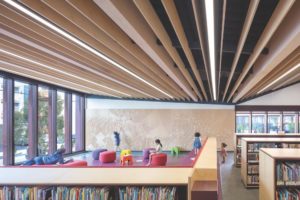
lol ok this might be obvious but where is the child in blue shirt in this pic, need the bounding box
[193,132,202,155]
[114,131,121,152]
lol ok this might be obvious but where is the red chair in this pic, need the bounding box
[121,154,133,165]
[99,151,116,163]
[150,153,167,166]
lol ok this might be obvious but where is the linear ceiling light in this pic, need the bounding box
[4,0,172,99]
[257,63,300,94]
[0,48,131,97]
[204,0,217,101]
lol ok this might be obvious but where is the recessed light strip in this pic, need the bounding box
[0,60,121,98]
[4,0,172,99]
[257,63,300,94]
[204,0,217,101]
[0,48,130,97]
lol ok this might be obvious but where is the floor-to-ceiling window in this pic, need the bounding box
[57,91,65,150]
[14,81,30,163]
[0,77,3,166]
[38,86,50,155]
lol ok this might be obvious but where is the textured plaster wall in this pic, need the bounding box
[86,109,235,151]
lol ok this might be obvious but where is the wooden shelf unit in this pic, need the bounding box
[241,137,300,188]
[234,133,300,167]
[259,148,300,200]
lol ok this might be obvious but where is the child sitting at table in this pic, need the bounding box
[147,139,163,166]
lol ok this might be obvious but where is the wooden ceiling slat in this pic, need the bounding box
[272,73,300,90]
[228,0,296,102]
[191,0,213,100]
[221,0,259,101]
[66,0,187,100]
[94,0,198,101]
[160,0,208,101]
[0,3,164,99]
[134,0,204,101]
[19,0,172,100]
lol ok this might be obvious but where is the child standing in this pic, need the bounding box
[113,131,121,152]
[193,132,202,155]
[221,143,228,163]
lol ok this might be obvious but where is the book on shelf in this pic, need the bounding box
[247,175,259,185]
[248,153,259,162]
[276,162,300,186]
[276,188,300,200]
[248,165,259,174]
[118,186,177,200]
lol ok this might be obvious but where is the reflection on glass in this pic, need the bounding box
[72,94,77,152]
[38,86,49,155]
[283,113,297,133]
[268,113,281,133]
[236,113,250,133]
[0,77,3,166]
[14,81,29,163]
[252,113,266,133]
[57,91,65,150]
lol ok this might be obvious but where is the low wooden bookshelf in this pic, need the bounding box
[234,133,300,167]
[259,148,300,200]
[240,137,300,188]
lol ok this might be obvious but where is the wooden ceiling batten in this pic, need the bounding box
[160,0,208,101]
[228,0,296,102]
[222,0,260,101]
[133,0,203,101]
[94,0,198,101]
[66,0,187,100]
[272,73,300,90]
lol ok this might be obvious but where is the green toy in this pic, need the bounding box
[171,146,180,156]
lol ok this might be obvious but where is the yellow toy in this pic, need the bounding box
[120,149,133,165]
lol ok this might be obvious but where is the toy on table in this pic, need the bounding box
[120,149,133,165]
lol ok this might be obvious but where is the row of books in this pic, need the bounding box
[247,175,259,185]
[0,186,111,200]
[276,188,300,200]
[248,165,259,174]
[248,143,300,152]
[276,162,300,185]
[118,186,176,200]
[248,153,259,162]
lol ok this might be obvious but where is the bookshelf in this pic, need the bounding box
[259,148,300,200]
[0,138,218,200]
[241,137,300,188]
[234,133,300,167]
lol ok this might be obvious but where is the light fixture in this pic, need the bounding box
[4,0,172,99]
[0,48,131,97]
[257,63,300,94]
[204,0,217,101]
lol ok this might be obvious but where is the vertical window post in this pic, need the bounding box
[3,78,14,165]
[48,89,57,154]
[64,92,72,153]
[75,95,85,152]
[28,84,38,158]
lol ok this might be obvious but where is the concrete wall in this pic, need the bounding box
[86,99,235,151]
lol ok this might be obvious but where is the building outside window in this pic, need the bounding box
[252,112,266,133]
[283,112,297,133]
[57,91,65,150]
[14,81,30,163]
[267,112,281,133]
[38,86,50,155]
[236,112,250,133]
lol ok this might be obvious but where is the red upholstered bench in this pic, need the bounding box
[150,153,167,166]
[31,160,88,167]
[99,151,116,163]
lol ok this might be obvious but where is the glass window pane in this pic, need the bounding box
[14,81,30,163]
[38,86,49,156]
[0,77,3,166]
[57,91,65,149]
[267,112,281,133]
[283,112,297,133]
[252,112,266,133]
[236,112,250,133]
[72,94,77,152]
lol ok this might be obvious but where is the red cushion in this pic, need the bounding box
[151,153,167,166]
[62,160,88,167]
[99,151,116,163]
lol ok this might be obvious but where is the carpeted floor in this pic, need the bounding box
[219,152,259,200]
